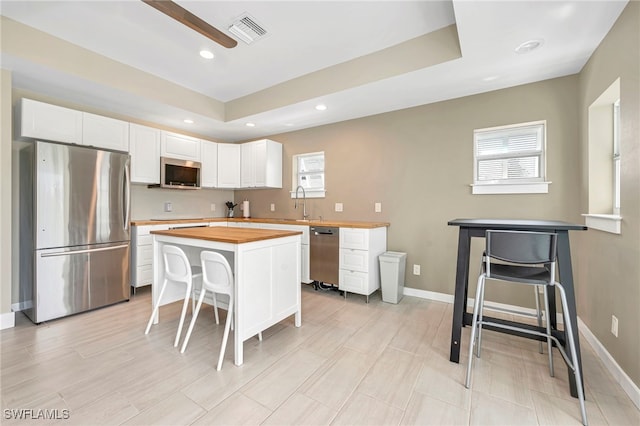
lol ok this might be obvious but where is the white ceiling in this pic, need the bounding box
[0,0,629,142]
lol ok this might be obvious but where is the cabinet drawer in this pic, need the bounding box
[136,265,153,286]
[136,244,153,265]
[339,269,369,294]
[339,248,368,272]
[136,226,151,236]
[138,235,152,246]
[340,228,369,250]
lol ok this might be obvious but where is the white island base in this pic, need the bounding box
[150,227,302,366]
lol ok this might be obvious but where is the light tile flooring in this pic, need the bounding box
[2,285,639,425]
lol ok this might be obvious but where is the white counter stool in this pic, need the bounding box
[144,245,202,348]
[464,230,587,426]
[179,251,237,370]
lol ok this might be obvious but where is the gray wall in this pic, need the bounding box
[238,75,581,310]
[576,1,640,387]
[1,70,12,321]
[130,185,233,221]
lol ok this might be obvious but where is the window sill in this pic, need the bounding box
[471,182,550,195]
[290,190,325,199]
[582,214,621,234]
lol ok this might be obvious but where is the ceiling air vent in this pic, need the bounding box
[228,14,267,45]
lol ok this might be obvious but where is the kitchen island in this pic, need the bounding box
[149,226,302,366]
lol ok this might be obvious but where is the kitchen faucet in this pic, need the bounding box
[294,185,308,220]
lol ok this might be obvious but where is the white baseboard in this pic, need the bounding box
[403,287,453,304]
[0,311,15,330]
[403,286,557,321]
[577,317,640,410]
[403,287,640,410]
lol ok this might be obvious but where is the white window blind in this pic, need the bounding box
[292,152,325,198]
[474,122,546,187]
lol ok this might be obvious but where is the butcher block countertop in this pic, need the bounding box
[133,217,389,228]
[150,226,302,244]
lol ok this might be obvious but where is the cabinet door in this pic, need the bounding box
[217,143,241,188]
[201,141,218,188]
[82,112,129,151]
[161,131,201,161]
[253,140,268,187]
[240,142,255,188]
[129,124,160,184]
[19,98,82,144]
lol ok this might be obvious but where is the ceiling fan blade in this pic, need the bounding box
[142,0,237,48]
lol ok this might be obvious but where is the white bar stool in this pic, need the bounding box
[144,245,202,348]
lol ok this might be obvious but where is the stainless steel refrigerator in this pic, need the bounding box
[20,141,131,323]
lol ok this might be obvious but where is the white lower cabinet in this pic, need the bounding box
[132,222,205,289]
[338,227,387,299]
[132,225,167,289]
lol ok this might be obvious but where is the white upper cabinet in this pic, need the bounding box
[82,112,129,151]
[129,123,160,184]
[240,139,282,188]
[18,98,83,144]
[201,141,218,188]
[217,143,241,188]
[160,131,201,162]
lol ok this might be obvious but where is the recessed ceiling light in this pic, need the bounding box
[199,50,214,59]
[183,119,194,124]
[315,104,327,111]
[284,123,294,127]
[515,39,544,54]
[483,75,499,82]
[245,122,255,127]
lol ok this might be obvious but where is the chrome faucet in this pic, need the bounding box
[294,185,308,220]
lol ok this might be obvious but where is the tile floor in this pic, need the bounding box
[1,285,639,425]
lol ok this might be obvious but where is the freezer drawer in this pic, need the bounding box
[29,243,130,323]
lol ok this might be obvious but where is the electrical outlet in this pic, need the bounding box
[611,315,619,337]
[413,264,421,275]
[335,203,343,212]
[164,202,172,212]
[375,202,382,213]
[210,203,216,212]
[270,203,275,212]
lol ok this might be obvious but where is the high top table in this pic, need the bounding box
[448,218,587,397]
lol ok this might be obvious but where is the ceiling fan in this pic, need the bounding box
[142,0,237,48]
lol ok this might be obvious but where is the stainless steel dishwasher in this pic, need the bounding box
[310,226,339,288]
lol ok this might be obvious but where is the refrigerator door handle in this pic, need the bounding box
[40,244,129,258]
[124,164,131,231]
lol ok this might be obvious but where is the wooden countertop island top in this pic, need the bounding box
[150,226,302,244]
[134,217,389,228]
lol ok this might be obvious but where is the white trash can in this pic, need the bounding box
[379,251,406,304]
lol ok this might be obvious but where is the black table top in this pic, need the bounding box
[448,218,587,231]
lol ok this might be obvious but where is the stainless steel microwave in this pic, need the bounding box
[160,157,201,189]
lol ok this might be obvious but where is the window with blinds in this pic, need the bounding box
[473,121,546,190]
[291,152,326,198]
